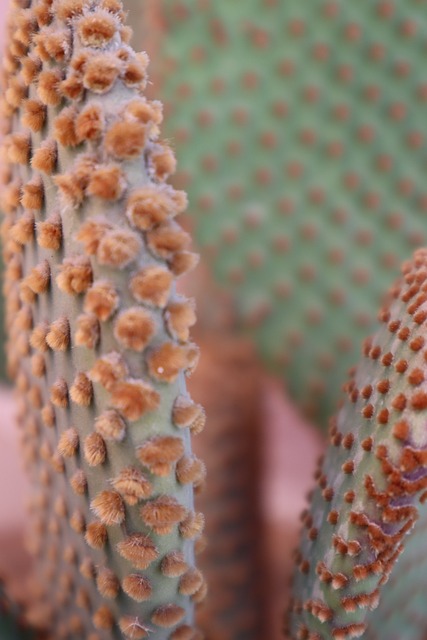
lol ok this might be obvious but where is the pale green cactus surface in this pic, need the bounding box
[288,249,427,640]
[151,0,427,426]
[1,0,205,638]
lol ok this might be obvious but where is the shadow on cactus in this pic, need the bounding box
[148,0,427,427]
[1,0,205,638]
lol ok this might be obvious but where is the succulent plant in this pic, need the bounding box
[287,248,427,639]
[143,0,427,427]
[1,1,205,638]
[0,580,37,639]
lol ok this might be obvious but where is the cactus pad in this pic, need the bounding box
[151,0,427,425]
[1,1,204,638]
[287,248,427,639]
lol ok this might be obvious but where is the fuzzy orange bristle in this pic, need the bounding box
[104,121,147,159]
[129,265,173,308]
[41,403,55,427]
[56,256,93,294]
[56,0,88,21]
[141,496,188,535]
[111,467,152,505]
[31,139,57,174]
[10,211,34,245]
[176,456,206,487]
[84,280,119,320]
[31,353,46,377]
[147,342,197,383]
[77,11,116,47]
[53,105,78,146]
[75,313,100,348]
[118,617,149,639]
[37,68,62,106]
[70,510,85,534]
[125,99,163,125]
[7,132,30,164]
[147,223,191,259]
[26,260,50,294]
[57,428,79,458]
[37,212,62,250]
[70,372,93,406]
[114,308,155,352]
[97,228,142,267]
[161,551,188,578]
[96,567,120,599]
[150,144,177,181]
[126,185,186,231]
[121,574,152,602]
[85,522,107,550]
[92,606,114,630]
[116,534,158,570]
[75,103,105,141]
[83,432,106,466]
[123,57,147,88]
[21,55,42,85]
[137,436,184,476]
[91,490,125,525]
[46,316,70,351]
[77,217,112,254]
[83,53,121,93]
[70,469,87,496]
[179,512,205,539]
[53,171,85,207]
[179,568,204,596]
[30,322,49,352]
[170,250,200,276]
[151,605,186,628]
[87,164,126,200]
[94,409,126,441]
[60,73,84,101]
[21,99,46,132]
[90,353,128,391]
[166,299,197,342]
[21,176,44,210]
[110,379,160,421]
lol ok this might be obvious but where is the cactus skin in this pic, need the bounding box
[287,249,427,639]
[0,581,37,640]
[145,0,427,427]
[1,1,205,638]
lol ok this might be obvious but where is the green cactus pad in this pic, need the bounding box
[148,0,427,426]
[287,248,427,639]
[1,1,204,638]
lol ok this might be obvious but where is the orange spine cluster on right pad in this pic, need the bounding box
[288,249,427,639]
[1,1,205,638]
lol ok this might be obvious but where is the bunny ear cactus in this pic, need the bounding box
[1,1,205,639]
[144,0,427,427]
[287,248,427,639]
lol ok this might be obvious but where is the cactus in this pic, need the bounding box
[141,0,427,427]
[287,248,427,639]
[0,580,38,639]
[1,1,205,638]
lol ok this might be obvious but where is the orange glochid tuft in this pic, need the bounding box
[37,213,62,250]
[75,313,100,348]
[121,574,152,602]
[165,299,197,342]
[84,432,106,466]
[21,99,46,132]
[104,121,147,159]
[147,342,199,383]
[179,568,204,596]
[172,395,205,433]
[94,409,126,441]
[75,103,105,141]
[176,456,206,487]
[96,567,120,599]
[77,217,112,254]
[84,280,119,320]
[57,428,79,458]
[85,521,108,550]
[149,144,177,182]
[91,490,125,526]
[70,469,87,495]
[21,176,44,210]
[126,185,186,231]
[53,105,79,146]
[129,265,173,308]
[161,551,188,578]
[92,606,114,630]
[46,316,70,351]
[111,467,152,505]
[110,379,160,421]
[140,495,188,535]
[87,164,126,200]
[118,617,149,639]
[137,436,184,476]
[90,352,128,391]
[114,307,155,352]
[37,68,62,106]
[97,228,141,268]
[151,605,186,628]
[70,372,93,406]
[77,11,117,47]
[179,511,205,539]
[50,378,69,408]
[116,533,158,570]
[83,53,121,93]
[56,256,93,294]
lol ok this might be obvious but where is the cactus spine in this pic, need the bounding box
[288,249,427,639]
[143,0,427,428]
[1,1,205,638]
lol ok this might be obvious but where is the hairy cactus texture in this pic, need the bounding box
[1,1,205,638]
[144,0,427,427]
[188,338,265,640]
[287,249,427,639]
